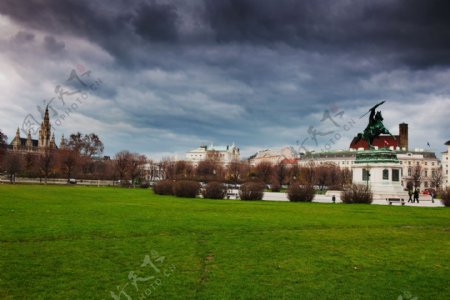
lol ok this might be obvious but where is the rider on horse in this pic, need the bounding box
[357,101,396,149]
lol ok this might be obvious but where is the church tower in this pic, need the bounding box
[50,133,56,148]
[26,130,33,151]
[60,134,66,149]
[12,128,21,150]
[38,106,51,149]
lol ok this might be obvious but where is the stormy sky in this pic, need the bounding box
[0,0,449,159]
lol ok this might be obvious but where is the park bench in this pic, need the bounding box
[386,198,405,205]
[227,190,240,200]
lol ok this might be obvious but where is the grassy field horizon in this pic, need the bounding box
[0,184,449,299]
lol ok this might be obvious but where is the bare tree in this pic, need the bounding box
[39,149,54,184]
[160,157,176,180]
[430,167,443,189]
[0,129,7,170]
[67,132,84,154]
[412,165,422,189]
[128,153,147,187]
[254,162,273,184]
[3,152,23,183]
[174,160,193,179]
[299,161,316,185]
[288,164,300,184]
[197,160,215,177]
[83,133,104,157]
[315,165,329,191]
[114,151,131,182]
[274,161,288,186]
[67,132,104,158]
[23,152,38,177]
[227,159,242,184]
[0,129,6,150]
[59,149,78,183]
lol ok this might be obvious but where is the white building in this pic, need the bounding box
[443,141,450,187]
[248,146,298,166]
[396,150,441,189]
[186,143,240,166]
[299,148,441,190]
[299,150,356,169]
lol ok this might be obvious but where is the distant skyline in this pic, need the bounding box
[1,0,449,160]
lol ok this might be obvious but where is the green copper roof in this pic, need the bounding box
[354,149,400,164]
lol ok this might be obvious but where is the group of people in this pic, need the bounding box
[408,189,420,203]
[408,189,435,204]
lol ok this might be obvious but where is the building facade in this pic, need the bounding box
[443,141,450,187]
[9,106,64,153]
[186,143,240,166]
[300,149,441,190]
[248,146,299,166]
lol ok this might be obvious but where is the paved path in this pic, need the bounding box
[263,192,444,207]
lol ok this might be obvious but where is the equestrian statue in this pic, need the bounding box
[355,100,396,150]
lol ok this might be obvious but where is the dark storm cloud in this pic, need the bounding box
[43,35,65,53]
[2,0,450,68]
[132,1,179,42]
[203,0,450,68]
[1,0,450,157]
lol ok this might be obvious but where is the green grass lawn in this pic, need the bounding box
[0,184,449,300]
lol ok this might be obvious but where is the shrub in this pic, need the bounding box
[287,184,315,202]
[439,187,450,207]
[173,180,200,198]
[202,182,227,199]
[153,180,174,195]
[341,184,373,204]
[239,182,265,200]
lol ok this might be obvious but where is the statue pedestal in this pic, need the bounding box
[352,149,408,200]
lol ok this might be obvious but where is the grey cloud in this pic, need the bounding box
[12,30,34,44]
[43,35,65,53]
[132,1,179,42]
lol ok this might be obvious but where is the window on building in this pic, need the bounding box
[424,169,428,177]
[432,169,435,177]
[362,169,370,181]
[432,162,435,166]
[383,169,389,180]
[408,161,411,165]
[416,161,420,166]
[425,162,428,165]
[392,169,400,182]
[408,168,412,176]
[424,181,428,188]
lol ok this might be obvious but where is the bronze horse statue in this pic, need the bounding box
[355,101,396,149]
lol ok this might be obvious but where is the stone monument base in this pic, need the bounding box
[352,149,408,201]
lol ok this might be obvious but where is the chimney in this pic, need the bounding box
[399,123,408,151]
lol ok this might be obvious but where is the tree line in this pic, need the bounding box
[1,129,353,189]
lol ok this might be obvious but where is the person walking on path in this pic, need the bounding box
[408,189,413,202]
[414,189,420,203]
[430,191,435,203]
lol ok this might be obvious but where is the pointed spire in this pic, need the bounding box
[44,105,50,120]
[60,134,65,149]
[26,130,32,148]
[13,127,21,150]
